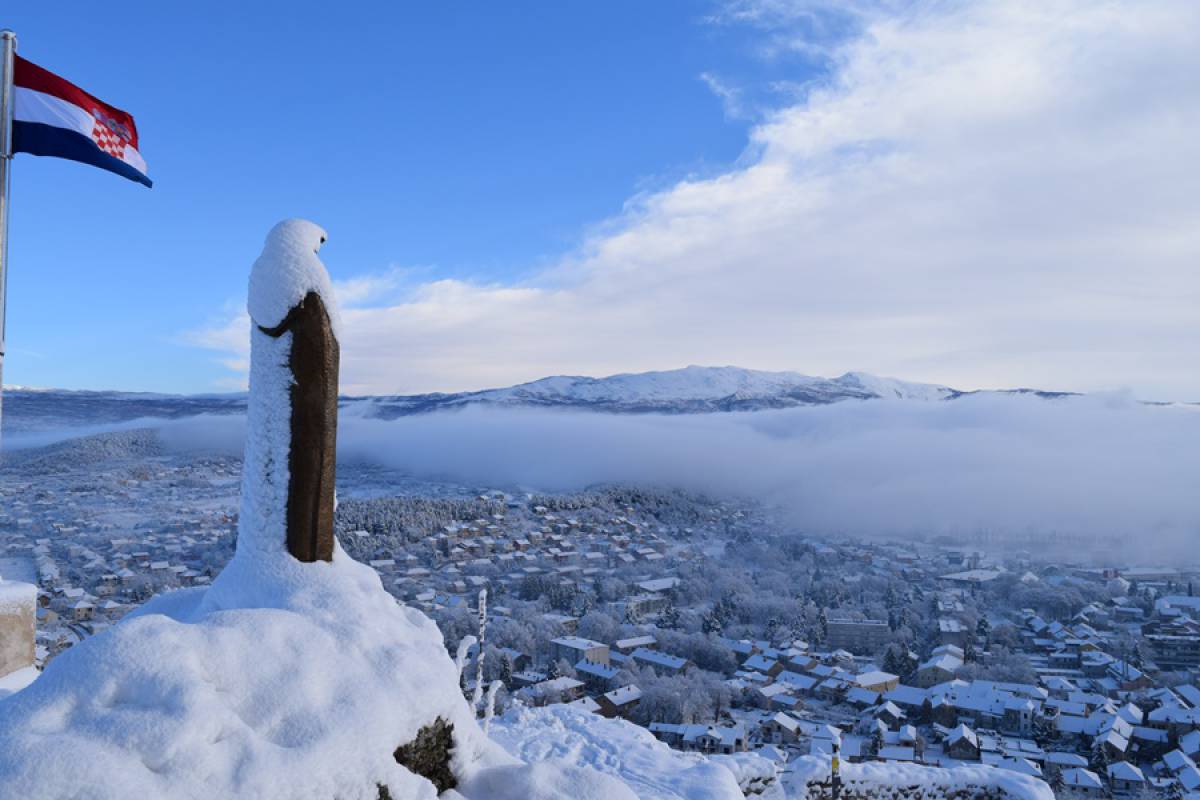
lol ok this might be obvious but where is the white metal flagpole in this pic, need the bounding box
[0,29,16,451]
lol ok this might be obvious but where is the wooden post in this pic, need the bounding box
[257,290,339,562]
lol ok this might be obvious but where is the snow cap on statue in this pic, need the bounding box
[247,219,340,340]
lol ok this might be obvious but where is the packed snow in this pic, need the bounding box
[0,665,39,701]
[488,703,762,800]
[784,755,1055,800]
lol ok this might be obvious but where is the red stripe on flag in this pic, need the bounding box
[13,54,141,151]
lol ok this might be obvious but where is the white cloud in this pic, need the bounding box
[699,72,752,120]
[140,393,1200,560]
[189,0,1200,399]
[332,269,409,307]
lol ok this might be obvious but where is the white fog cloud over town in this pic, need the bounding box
[11,391,1185,558]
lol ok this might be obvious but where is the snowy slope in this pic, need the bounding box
[487,703,769,800]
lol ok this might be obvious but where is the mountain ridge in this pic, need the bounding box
[3,365,1084,434]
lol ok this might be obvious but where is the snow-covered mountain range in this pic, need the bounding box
[358,366,968,418]
[2,365,1072,433]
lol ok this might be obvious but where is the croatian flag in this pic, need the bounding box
[11,54,151,187]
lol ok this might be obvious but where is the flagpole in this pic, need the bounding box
[0,29,15,451]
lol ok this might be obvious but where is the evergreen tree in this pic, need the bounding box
[1089,737,1110,773]
[660,603,681,630]
[976,616,991,645]
[870,727,884,758]
[499,654,513,686]
[1048,768,1065,797]
[882,644,906,677]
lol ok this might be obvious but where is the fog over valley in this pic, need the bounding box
[7,382,1197,561]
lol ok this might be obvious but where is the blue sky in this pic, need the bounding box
[4,2,826,392]
[4,1,1198,399]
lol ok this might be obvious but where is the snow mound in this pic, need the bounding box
[488,703,758,800]
[448,761,639,800]
[784,755,1054,800]
[0,548,496,799]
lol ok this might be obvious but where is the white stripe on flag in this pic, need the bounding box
[13,86,149,177]
[13,86,93,137]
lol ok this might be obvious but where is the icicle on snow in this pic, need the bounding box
[472,588,488,712]
[456,635,477,689]
[483,680,503,735]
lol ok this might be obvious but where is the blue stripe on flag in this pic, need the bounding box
[12,120,153,188]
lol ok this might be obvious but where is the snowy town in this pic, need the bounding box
[2,427,1199,798]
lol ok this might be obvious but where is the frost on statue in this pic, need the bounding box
[242,218,339,566]
[0,219,636,800]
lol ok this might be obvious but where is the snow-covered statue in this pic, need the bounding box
[242,218,338,564]
[0,219,640,800]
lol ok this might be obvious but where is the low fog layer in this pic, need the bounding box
[7,393,1193,557]
[32,392,1189,559]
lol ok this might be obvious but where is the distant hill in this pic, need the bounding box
[2,365,1076,433]
[356,366,966,418]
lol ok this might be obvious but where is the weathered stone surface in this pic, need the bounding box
[389,717,457,795]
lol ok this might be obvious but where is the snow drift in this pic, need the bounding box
[784,756,1054,800]
[488,703,755,800]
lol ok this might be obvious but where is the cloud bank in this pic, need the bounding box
[187,0,1200,400]
[135,394,1200,560]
